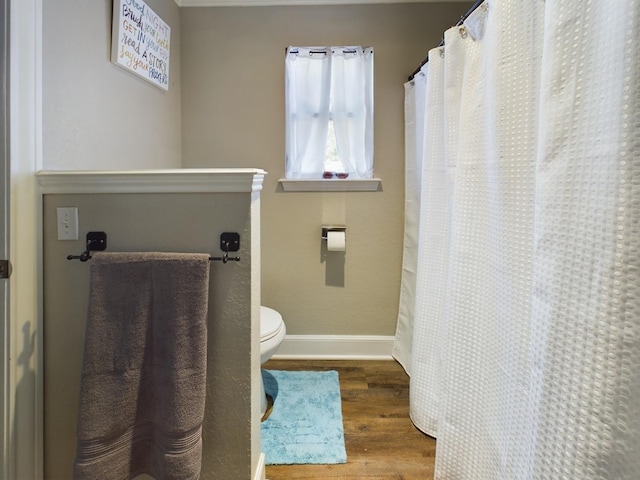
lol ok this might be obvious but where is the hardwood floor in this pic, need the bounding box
[262,359,436,480]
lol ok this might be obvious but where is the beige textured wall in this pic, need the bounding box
[43,193,260,480]
[43,0,182,170]
[180,3,472,336]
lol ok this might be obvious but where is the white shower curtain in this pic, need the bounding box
[393,0,640,478]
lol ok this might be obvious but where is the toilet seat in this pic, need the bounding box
[260,306,284,343]
[259,306,286,419]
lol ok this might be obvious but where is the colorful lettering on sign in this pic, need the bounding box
[113,0,170,90]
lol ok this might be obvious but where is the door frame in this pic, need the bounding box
[1,0,10,477]
[6,0,42,478]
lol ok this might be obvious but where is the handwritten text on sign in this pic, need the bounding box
[111,0,171,91]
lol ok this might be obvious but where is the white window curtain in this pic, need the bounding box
[394,0,640,478]
[285,46,374,179]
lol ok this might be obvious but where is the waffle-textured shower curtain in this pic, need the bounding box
[393,0,640,478]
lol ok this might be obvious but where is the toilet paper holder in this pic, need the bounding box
[321,226,346,241]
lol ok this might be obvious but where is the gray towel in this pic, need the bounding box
[74,252,210,480]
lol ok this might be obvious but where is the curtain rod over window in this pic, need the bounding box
[408,0,486,81]
[287,47,369,56]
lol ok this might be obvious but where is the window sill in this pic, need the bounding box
[278,178,382,192]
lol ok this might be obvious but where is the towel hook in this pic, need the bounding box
[211,233,241,263]
[67,232,107,262]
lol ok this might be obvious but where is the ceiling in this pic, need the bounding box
[175,0,466,6]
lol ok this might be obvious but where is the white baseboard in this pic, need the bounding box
[272,335,395,360]
[254,453,266,480]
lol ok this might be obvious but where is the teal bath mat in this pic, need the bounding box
[261,370,347,465]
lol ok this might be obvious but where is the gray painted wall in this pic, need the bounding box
[43,0,182,170]
[43,192,260,480]
[180,3,472,337]
[40,2,472,478]
[42,0,472,337]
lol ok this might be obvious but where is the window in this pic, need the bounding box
[285,46,374,180]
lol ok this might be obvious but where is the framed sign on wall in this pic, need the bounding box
[111,0,171,91]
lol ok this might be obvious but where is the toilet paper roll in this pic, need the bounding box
[327,231,346,252]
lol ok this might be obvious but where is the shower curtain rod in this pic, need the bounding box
[408,0,485,81]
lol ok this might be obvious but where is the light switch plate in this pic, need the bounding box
[56,207,79,240]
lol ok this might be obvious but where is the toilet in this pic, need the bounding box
[260,306,286,418]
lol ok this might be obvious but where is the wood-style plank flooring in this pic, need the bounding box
[262,359,436,480]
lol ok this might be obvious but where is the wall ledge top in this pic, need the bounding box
[36,169,267,194]
[279,178,381,192]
